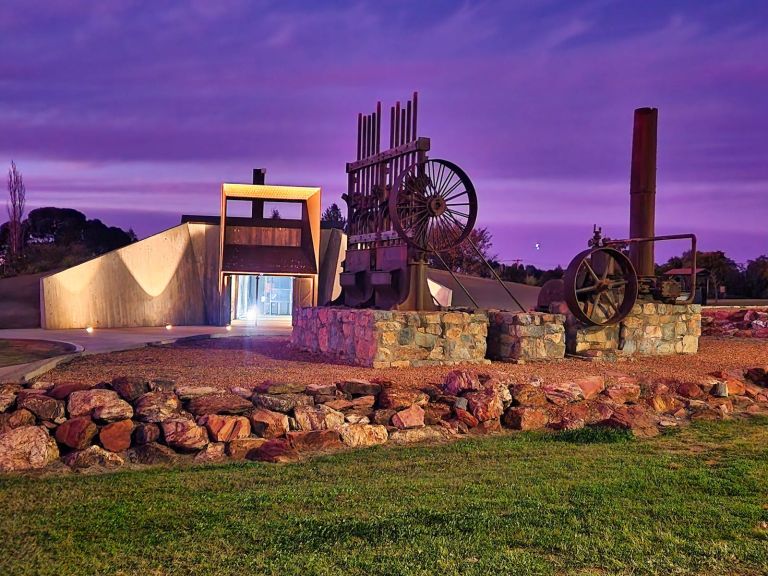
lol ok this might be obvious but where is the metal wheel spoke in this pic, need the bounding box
[583,261,601,283]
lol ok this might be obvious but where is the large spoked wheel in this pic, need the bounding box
[564,247,639,326]
[390,159,477,252]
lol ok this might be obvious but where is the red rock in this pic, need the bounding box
[454,407,479,428]
[55,417,98,449]
[99,419,134,452]
[249,408,289,438]
[134,392,180,422]
[604,376,641,404]
[253,380,307,394]
[503,407,548,430]
[391,404,425,429]
[48,381,94,400]
[377,389,429,410]
[17,394,65,422]
[542,382,584,405]
[305,383,338,396]
[194,442,227,463]
[676,382,703,399]
[471,419,502,435]
[0,384,20,412]
[337,379,382,397]
[0,408,36,434]
[338,424,388,448]
[252,393,313,413]
[174,385,220,401]
[648,393,684,414]
[130,442,178,465]
[64,445,124,470]
[133,422,161,445]
[707,397,734,416]
[509,384,548,407]
[67,389,125,419]
[372,409,396,426]
[0,426,59,472]
[187,393,253,416]
[573,376,605,400]
[226,437,268,460]
[161,418,209,451]
[389,426,453,444]
[464,387,504,422]
[247,438,298,462]
[324,399,354,411]
[294,405,345,431]
[596,405,659,438]
[201,415,251,442]
[110,376,150,402]
[423,403,452,425]
[724,379,746,396]
[92,398,133,423]
[442,370,481,396]
[351,395,376,408]
[287,430,343,452]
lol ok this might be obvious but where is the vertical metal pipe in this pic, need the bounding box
[405,100,412,143]
[412,91,418,136]
[356,113,363,161]
[629,107,658,277]
[375,102,381,154]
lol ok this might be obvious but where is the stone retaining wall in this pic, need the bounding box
[291,308,489,368]
[701,307,768,338]
[563,302,701,360]
[487,312,567,362]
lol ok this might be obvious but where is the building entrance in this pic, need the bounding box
[233,275,293,322]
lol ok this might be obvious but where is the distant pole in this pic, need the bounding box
[629,108,657,277]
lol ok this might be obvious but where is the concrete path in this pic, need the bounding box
[0,319,292,382]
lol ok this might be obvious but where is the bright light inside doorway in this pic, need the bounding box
[246,306,259,323]
[226,325,232,331]
[85,326,94,333]
[165,324,173,330]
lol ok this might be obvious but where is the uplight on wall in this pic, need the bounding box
[226,325,232,331]
[85,326,94,333]
[165,324,173,330]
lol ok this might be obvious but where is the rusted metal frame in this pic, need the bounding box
[466,237,526,312]
[432,249,479,309]
[346,137,431,172]
[605,233,698,304]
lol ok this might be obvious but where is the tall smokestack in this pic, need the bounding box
[629,107,658,277]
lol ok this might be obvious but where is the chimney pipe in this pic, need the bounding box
[629,108,657,277]
[252,168,266,185]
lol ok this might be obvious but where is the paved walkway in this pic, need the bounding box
[0,319,292,382]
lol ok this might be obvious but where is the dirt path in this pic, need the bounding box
[44,335,768,390]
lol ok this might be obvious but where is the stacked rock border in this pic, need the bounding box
[1,366,767,474]
[702,307,768,339]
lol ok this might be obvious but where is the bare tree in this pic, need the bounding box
[6,161,26,260]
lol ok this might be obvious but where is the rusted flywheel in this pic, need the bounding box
[563,247,639,326]
[389,159,477,253]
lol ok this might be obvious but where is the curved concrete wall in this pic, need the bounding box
[41,224,215,329]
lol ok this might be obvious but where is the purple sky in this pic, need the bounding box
[2,0,766,268]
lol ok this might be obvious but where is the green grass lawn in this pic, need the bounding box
[1,419,767,576]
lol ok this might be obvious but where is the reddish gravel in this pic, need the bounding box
[43,336,768,390]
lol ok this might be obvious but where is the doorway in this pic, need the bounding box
[233,275,294,322]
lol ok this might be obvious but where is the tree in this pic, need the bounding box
[428,226,496,277]
[659,249,746,297]
[745,256,768,299]
[6,161,26,260]
[321,203,346,229]
[270,209,281,219]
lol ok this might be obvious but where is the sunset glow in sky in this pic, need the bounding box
[2,0,766,268]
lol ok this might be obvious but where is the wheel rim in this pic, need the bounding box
[390,159,477,252]
[564,247,638,326]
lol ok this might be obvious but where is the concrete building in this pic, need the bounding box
[40,174,331,329]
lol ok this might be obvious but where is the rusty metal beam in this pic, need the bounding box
[629,107,658,277]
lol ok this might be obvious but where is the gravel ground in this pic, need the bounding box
[43,336,768,390]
